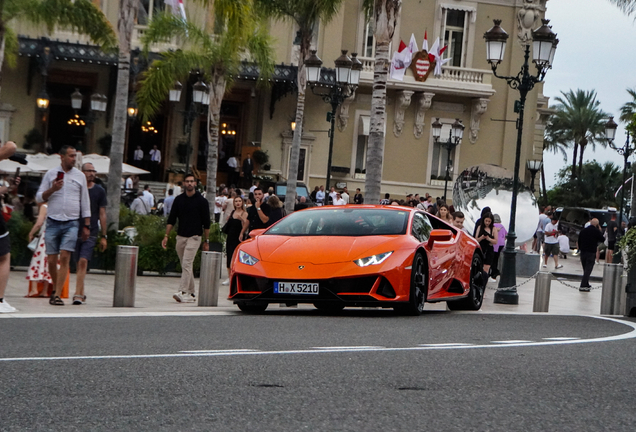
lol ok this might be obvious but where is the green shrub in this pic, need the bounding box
[8,212,34,266]
[119,204,136,230]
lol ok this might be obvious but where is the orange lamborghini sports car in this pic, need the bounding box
[228,205,485,315]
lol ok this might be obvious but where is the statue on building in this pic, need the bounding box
[517,0,546,45]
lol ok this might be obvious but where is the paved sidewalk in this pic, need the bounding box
[2,249,616,318]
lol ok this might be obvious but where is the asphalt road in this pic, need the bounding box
[2,312,636,431]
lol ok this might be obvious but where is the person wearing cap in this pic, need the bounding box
[543,214,563,270]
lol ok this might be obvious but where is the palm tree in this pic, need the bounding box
[608,0,636,15]
[363,0,402,204]
[619,88,636,123]
[546,89,609,179]
[106,0,136,231]
[136,2,274,213]
[0,0,115,96]
[256,0,342,213]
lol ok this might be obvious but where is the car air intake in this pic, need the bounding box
[376,277,396,298]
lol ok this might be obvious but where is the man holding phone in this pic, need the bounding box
[36,145,91,306]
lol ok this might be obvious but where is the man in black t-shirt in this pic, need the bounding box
[247,187,271,232]
[162,174,211,303]
[578,218,605,291]
[73,163,108,305]
[606,212,618,264]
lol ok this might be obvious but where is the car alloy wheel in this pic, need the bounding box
[397,252,427,316]
[448,253,485,311]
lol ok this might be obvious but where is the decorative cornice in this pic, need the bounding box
[393,90,414,137]
[470,98,490,144]
[414,92,435,139]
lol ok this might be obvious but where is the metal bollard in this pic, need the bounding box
[601,263,622,315]
[198,251,222,306]
[113,245,138,307]
[533,271,552,312]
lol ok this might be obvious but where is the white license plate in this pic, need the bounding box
[274,282,319,295]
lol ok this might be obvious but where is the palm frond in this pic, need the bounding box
[607,0,636,16]
[9,0,117,51]
[141,12,216,57]
[3,27,20,69]
[137,50,215,122]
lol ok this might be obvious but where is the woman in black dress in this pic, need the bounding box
[222,196,249,285]
[475,212,499,275]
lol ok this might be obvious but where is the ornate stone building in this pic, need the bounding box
[2,0,551,199]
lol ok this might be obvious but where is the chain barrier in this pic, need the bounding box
[486,271,541,291]
[486,270,603,291]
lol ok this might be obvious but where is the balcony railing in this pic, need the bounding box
[357,56,492,91]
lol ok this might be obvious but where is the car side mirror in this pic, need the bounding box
[427,229,454,248]
[249,228,266,238]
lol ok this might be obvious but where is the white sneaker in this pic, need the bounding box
[182,293,196,303]
[542,264,547,268]
[173,292,185,303]
[0,300,17,313]
[221,279,230,286]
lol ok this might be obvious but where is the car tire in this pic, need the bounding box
[395,252,427,316]
[313,302,345,312]
[236,301,268,313]
[447,253,485,311]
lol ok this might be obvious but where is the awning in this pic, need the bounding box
[0,159,48,174]
[441,3,477,22]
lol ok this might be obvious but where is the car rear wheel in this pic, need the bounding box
[314,302,345,312]
[447,253,485,311]
[395,252,427,316]
[236,301,268,313]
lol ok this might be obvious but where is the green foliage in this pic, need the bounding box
[618,226,636,270]
[23,128,44,150]
[252,149,269,165]
[91,229,132,271]
[546,161,621,208]
[118,204,136,230]
[7,212,34,266]
[3,0,117,54]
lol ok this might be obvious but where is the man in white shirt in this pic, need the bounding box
[133,146,143,167]
[125,176,134,191]
[142,185,155,209]
[316,185,325,206]
[328,187,337,205]
[149,145,161,180]
[36,145,91,306]
[214,193,226,223]
[131,191,149,215]
[333,192,347,206]
[341,187,350,204]
[543,215,563,269]
[163,189,175,217]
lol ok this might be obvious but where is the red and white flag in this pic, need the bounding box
[422,31,429,53]
[165,0,187,21]
[390,40,410,81]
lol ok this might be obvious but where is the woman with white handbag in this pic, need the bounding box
[26,203,52,297]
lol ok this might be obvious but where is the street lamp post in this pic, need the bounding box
[69,88,108,132]
[526,159,543,193]
[305,50,361,194]
[604,117,630,248]
[169,78,209,175]
[484,19,558,304]
[432,118,465,200]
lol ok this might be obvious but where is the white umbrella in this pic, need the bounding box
[0,159,49,174]
[26,153,61,171]
[82,154,150,175]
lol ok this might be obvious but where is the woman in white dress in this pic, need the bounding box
[26,203,52,297]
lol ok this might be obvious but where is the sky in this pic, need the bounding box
[541,0,636,188]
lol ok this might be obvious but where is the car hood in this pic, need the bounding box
[256,235,399,264]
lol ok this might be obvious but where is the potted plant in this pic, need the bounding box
[253,149,270,170]
[207,222,224,252]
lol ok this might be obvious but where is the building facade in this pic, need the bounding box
[3,0,551,200]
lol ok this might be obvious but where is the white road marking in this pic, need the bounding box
[418,343,473,347]
[179,349,258,354]
[312,346,385,350]
[543,337,580,341]
[1,316,634,363]
[491,340,534,344]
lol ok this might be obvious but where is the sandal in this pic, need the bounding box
[72,295,86,305]
[49,296,64,306]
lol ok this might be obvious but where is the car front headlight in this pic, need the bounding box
[354,251,393,267]
[239,250,259,266]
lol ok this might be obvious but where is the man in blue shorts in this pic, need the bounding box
[37,145,91,306]
[72,162,107,305]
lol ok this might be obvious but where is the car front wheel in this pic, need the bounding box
[236,301,268,313]
[395,252,427,316]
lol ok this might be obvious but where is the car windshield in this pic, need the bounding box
[265,208,409,236]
